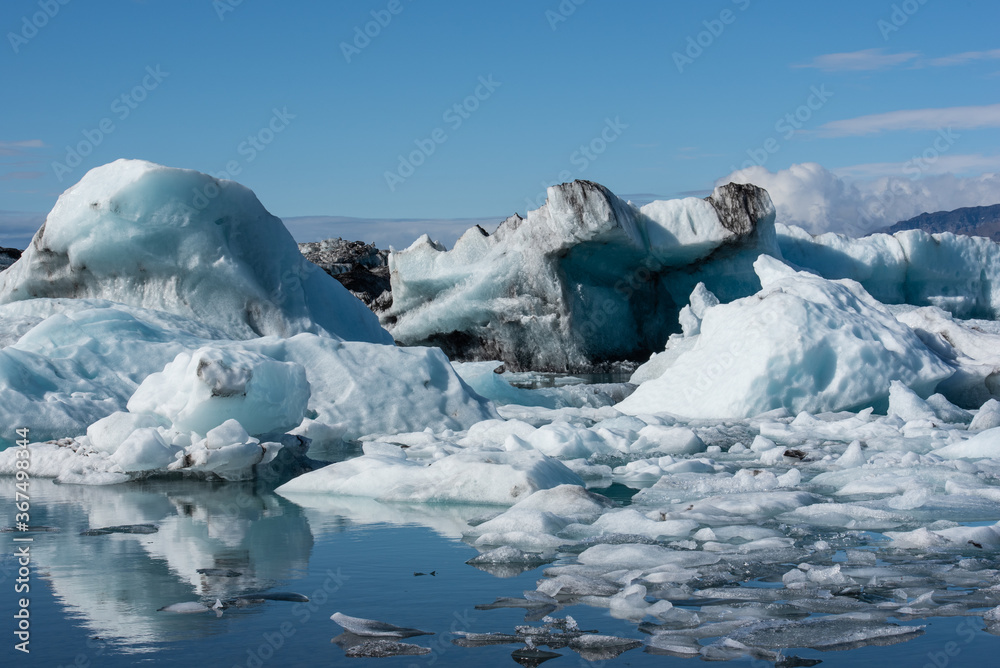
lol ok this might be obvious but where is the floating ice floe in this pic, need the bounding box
[331,612,433,638]
[276,447,582,505]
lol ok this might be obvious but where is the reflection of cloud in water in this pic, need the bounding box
[1,479,312,649]
[278,492,498,540]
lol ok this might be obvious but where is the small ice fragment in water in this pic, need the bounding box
[158,601,215,614]
[331,612,434,638]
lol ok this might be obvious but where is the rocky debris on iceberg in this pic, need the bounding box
[0,246,20,271]
[0,160,496,478]
[298,237,391,311]
[383,180,779,371]
[619,255,954,419]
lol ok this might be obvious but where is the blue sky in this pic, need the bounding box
[1,0,998,245]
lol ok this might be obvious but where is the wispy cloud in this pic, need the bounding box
[833,154,1000,179]
[0,140,44,156]
[926,49,1000,67]
[817,103,1000,137]
[0,170,45,181]
[795,48,918,71]
[797,47,1000,72]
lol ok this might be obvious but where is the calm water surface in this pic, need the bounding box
[2,478,999,667]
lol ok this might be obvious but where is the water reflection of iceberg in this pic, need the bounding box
[277,491,499,540]
[0,479,312,649]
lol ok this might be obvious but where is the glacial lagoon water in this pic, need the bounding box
[3,477,1000,667]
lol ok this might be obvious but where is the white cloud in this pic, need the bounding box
[833,154,1000,179]
[717,162,1000,236]
[795,48,918,71]
[798,48,1000,71]
[0,140,44,156]
[926,49,1000,67]
[818,103,1000,136]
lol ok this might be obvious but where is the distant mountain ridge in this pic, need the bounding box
[881,203,1000,242]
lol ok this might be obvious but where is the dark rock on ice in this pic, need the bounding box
[299,237,392,311]
[0,246,21,271]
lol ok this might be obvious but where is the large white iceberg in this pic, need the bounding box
[0,159,391,343]
[619,255,954,418]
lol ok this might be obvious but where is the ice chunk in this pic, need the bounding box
[466,485,614,547]
[524,423,616,458]
[331,612,433,638]
[0,302,495,448]
[886,521,1000,549]
[619,256,953,419]
[888,380,938,422]
[630,425,705,455]
[726,615,924,651]
[276,449,582,505]
[925,393,973,424]
[971,399,1000,431]
[126,346,309,436]
[836,440,867,468]
[109,427,179,472]
[577,543,676,570]
[933,427,1000,459]
[678,282,720,338]
[451,361,553,407]
[467,546,548,566]
[158,601,221,615]
[86,412,169,454]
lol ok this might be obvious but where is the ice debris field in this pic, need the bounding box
[5,159,1000,660]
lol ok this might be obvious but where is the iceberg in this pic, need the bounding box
[384,180,778,371]
[0,159,391,343]
[619,255,954,418]
[0,161,495,464]
[777,223,1000,319]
